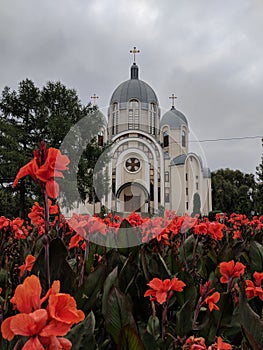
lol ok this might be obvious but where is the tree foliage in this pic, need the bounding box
[211,168,256,216]
[0,79,105,218]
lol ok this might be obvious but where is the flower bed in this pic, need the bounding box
[0,143,263,349]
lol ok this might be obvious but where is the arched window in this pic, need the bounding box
[98,130,103,146]
[149,103,156,135]
[112,102,118,134]
[182,129,186,147]
[163,131,169,147]
[128,99,139,129]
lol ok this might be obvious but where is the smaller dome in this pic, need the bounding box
[203,167,211,178]
[160,107,188,130]
[170,154,187,166]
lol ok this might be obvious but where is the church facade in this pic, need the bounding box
[99,51,212,216]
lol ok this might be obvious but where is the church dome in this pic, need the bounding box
[110,63,158,105]
[160,107,188,130]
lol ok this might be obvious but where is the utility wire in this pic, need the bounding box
[189,135,263,143]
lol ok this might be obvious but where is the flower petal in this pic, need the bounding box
[1,317,15,341]
[12,159,38,188]
[46,180,59,199]
[22,336,45,350]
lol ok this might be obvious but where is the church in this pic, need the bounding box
[97,48,212,216]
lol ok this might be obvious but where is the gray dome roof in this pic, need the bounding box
[203,167,211,178]
[110,64,158,105]
[160,107,188,130]
[170,154,187,166]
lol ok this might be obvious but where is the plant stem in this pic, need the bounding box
[161,303,168,344]
[13,339,22,350]
[192,296,203,330]
[141,246,150,281]
[78,238,89,287]
[43,189,50,289]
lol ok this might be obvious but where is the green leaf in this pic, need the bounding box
[145,247,170,279]
[105,286,137,344]
[176,300,193,337]
[141,333,159,349]
[75,264,106,313]
[165,249,181,275]
[179,234,195,263]
[117,325,145,350]
[118,256,138,295]
[249,241,263,272]
[102,266,118,316]
[239,279,263,350]
[66,311,98,350]
[0,268,8,287]
[175,271,197,308]
[146,315,160,341]
[117,219,140,253]
[31,237,75,294]
[106,248,124,274]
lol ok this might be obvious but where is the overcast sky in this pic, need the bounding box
[1,0,262,175]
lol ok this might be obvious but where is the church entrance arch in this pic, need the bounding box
[116,182,150,213]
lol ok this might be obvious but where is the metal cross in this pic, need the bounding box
[130,46,140,63]
[90,93,99,106]
[169,94,177,108]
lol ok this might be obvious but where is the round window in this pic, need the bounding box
[125,158,140,172]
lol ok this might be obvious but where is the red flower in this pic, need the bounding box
[208,336,232,349]
[245,271,263,301]
[207,222,224,240]
[48,293,85,325]
[19,254,36,277]
[254,271,263,286]
[28,200,58,235]
[13,143,69,199]
[204,292,220,312]
[1,275,84,349]
[10,275,43,313]
[0,216,10,230]
[219,260,245,284]
[144,276,186,305]
[68,214,107,249]
[184,335,207,349]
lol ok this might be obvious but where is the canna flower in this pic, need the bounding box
[48,293,85,325]
[0,216,10,230]
[1,275,84,349]
[28,200,58,235]
[13,142,70,199]
[204,292,220,312]
[253,271,263,286]
[183,335,207,349]
[246,271,263,300]
[19,254,36,277]
[208,336,232,349]
[144,276,186,305]
[207,221,224,240]
[10,274,43,313]
[68,214,107,249]
[219,260,245,284]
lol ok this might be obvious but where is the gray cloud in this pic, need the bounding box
[0,0,262,175]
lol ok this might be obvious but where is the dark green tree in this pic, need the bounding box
[0,79,105,218]
[211,168,255,216]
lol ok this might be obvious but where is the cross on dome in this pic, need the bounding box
[130,46,140,63]
[169,94,177,109]
[91,93,99,106]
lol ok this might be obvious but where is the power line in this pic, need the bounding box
[189,135,263,143]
